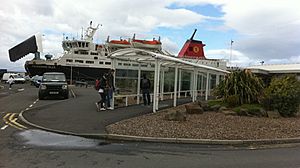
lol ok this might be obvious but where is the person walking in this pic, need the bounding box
[141,74,151,106]
[106,69,115,110]
[7,75,14,90]
[95,75,107,111]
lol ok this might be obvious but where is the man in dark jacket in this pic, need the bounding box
[95,74,107,111]
[141,74,151,105]
[106,69,115,110]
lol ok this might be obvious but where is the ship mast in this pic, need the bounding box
[84,21,100,42]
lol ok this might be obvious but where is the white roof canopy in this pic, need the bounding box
[109,48,229,74]
[109,48,229,112]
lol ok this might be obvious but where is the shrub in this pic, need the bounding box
[264,75,300,117]
[227,95,240,107]
[233,104,265,117]
[207,99,227,107]
[214,69,264,106]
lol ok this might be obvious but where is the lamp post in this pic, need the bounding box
[260,61,264,65]
[229,40,234,67]
[70,63,73,85]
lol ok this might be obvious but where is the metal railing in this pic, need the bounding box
[114,89,211,107]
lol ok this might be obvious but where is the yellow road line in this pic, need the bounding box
[3,113,10,122]
[2,113,26,130]
[11,118,27,129]
[3,113,23,130]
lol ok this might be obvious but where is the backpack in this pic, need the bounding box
[95,79,101,90]
[142,78,150,89]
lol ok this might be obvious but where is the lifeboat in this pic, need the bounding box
[131,34,162,50]
[106,35,131,48]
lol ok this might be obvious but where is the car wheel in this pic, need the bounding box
[64,93,69,99]
[39,94,44,100]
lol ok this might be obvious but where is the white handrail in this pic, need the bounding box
[114,89,211,107]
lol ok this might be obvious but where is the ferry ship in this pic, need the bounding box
[9,22,227,83]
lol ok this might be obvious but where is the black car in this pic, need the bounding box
[31,75,43,87]
[38,72,69,100]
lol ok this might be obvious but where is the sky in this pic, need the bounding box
[0,0,299,72]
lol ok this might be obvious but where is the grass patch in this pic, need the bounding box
[208,99,228,107]
[233,104,266,117]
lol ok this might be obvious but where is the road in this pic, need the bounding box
[1,83,300,168]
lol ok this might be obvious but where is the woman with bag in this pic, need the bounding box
[95,74,107,111]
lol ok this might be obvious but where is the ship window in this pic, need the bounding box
[86,61,94,64]
[94,57,98,60]
[141,64,147,67]
[217,62,219,67]
[74,51,79,54]
[78,42,82,47]
[80,51,88,55]
[86,43,89,47]
[91,52,98,55]
[105,62,111,65]
[123,63,131,66]
[99,61,104,64]
[75,60,84,63]
[66,59,73,62]
[118,63,122,66]
[132,64,139,67]
[73,42,78,48]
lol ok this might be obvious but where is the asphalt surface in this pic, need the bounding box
[21,85,191,135]
[2,83,300,168]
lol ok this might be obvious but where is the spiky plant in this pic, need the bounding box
[214,69,264,106]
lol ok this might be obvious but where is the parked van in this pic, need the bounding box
[1,73,25,84]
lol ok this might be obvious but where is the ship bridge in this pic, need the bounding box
[109,48,229,113]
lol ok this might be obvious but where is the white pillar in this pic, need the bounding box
[193,69,197,102]
[190,72,193,98]
[178,69,182,98]
[156,61,161,110]
[200,74,204,97]
[216,74,220,86]
[205,71,209,101]
[137,64,141,104]
[153,59,158,112]
[160,68,165,101]
[111,58,117,109]
[173,65,178,107]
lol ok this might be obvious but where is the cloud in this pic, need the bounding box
[0,0,208,71]
[206,49,259,67]
[221,0,300,63]
[161,37,179,55]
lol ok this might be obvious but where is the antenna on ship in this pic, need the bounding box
[190,29,197,40]
[81,27,84,40]
[84,21,100,42]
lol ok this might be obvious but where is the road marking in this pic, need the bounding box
[2,113,27,130]
[25,108,29,111]
[11,118,27,129]
[1,125,8,130]
[70,89,76,98]
[3,113,10,121]
[29,105,33,108]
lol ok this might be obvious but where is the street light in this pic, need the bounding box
[229,40,234,67]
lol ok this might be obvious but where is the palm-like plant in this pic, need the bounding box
[214,69,264,105]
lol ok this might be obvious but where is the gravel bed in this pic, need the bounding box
[106,105,300,140]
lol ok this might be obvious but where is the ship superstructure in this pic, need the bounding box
[9,22,227,82]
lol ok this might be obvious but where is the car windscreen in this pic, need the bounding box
[43,74,66,82]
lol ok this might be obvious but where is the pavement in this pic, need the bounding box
[19,86,300,146]
[19,86,192,138]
